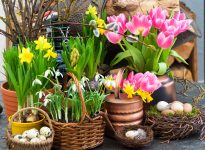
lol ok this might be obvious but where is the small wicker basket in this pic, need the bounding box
[7,107,54,150]
[115,125,154,148]
[50,72,105,150]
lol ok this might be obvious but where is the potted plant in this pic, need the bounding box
[1,36,57,134]
[103,68,161,134]
[34,68,106,149]
[102,7,192,103]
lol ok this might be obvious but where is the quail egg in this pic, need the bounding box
[30,137,41,143]
[26,128,39,139]
[156,101,170,111]
[40,127,52,138]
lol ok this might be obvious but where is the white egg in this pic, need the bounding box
[22,130,28,138]
[172,101,183,106]
[125,130,138,139]
[30,137,41,143]
[40,127,52,138]
[156,101,170,111]
[27,128,39,139]
[19,138,28,142]
[171,102,184,112]
[13,135,23,141]
[38,135,46,141]
[135,128,147,140]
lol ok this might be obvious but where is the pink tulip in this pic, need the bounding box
[126,13,152,36]
[139,72,161,93]
[104,14,127,44]
[156,31,174,49]
[149,7,167,29]
[160,19,180,36]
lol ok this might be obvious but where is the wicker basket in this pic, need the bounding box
[145,112,204,142]
[115,125,154,148]
[51,72,105,150]
[7,107,54,150]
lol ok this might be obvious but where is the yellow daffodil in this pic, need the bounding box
[34,36,52,51]
[19,47,34,64]
[96,18,106,35]
[44,48,57,60]
[86,4,97,18]
[136,89,153,103]
[123,83,135,99]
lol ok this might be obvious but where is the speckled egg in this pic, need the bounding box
[125,130,138,139]
[14,135,23,141]
[134,129,147,140]
[38,135,46,141]
[26,129,39,139]
[30,137,41,143]
[161,109,175,116]
[183,103,193,113]
[40,127,52,138]
[156,101,170,111]
[171,102,184,112]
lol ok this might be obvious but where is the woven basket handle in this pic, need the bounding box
[66,72,91,124]
[8,107,54,134]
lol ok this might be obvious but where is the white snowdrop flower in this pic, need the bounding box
[81,76,89,87]
[93,28,100,37]
[43,98,51,107]
[55,70,63,78]
[32,78,42,86]
[36,91,45,99]
[71,84,77,92]
[44,69,54,78]
[89,20,97,26]
[95,73,104,82]
[126,35,138,43]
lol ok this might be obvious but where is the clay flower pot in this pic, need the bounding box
[1,82,18,117]
[105,93,144,134]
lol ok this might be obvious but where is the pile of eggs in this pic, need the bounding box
[156,101,193,116]
[13,126,52,143]
[125,128,147,140]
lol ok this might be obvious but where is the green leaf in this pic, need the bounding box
[170,50,188,65]
[157,62,167,75]
[111,50,132,66]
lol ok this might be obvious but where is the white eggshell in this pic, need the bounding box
[183,103,193,113]
[27,129,39,139]
[38,135,46,141]
[40,127,52,138]
[19,138,28,142]
[125,130,138,139]
[22,130,29,138]
[156,101,170,111]
[14,135,23,141]
[30,137,41,143]
[171,102,184,112]
[172,101,183,106]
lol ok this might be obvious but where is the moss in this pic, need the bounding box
[147,106,199,118]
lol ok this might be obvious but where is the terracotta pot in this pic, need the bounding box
[152,73,176,105]
[104,93,144,134]
[1,82,18,118]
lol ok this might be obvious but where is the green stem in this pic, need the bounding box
[153,48,163,72]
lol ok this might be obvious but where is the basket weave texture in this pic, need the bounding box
[145,113,204,142]
[7,107,54,150]
[115,125,154,148]
[51,72,105,150]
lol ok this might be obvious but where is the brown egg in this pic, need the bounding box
[183,103,193,113]
[171,102,184,112]
[161,109,175,116]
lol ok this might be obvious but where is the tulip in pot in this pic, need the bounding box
[104,68,161,136]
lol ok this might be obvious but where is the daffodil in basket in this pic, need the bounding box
[102,7,192,103]
[103,68,161,135]
[2,36,57,132]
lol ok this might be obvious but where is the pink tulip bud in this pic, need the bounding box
[160,19,180,36]
[104,14,127,44]
[139,72,161,93]
[149,7,167,29]
[126,13,152,37]
[156,31,174,49]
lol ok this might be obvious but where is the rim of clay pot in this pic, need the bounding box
[1,82,16,97]
[106,93,143,104]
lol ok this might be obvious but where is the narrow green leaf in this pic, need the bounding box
[157,62,167,75]
[170,50,188,65]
